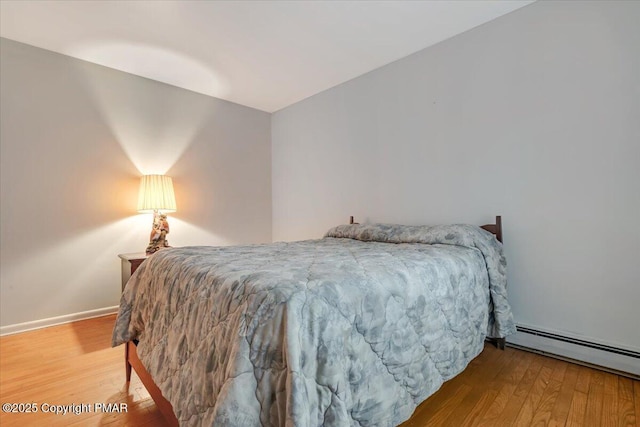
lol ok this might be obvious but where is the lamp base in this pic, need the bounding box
[145,211,171,255]
[145,243,171,256]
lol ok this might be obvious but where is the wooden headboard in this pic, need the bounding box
[481,216,503,243]
[348,215,503,243]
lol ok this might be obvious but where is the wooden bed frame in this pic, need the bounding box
[124,215,504,426]
[126,341,179,426]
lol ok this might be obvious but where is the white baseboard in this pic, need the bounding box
[0,306,119,336]
[508,324,640,379]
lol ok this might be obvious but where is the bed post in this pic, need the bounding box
[125,343,132,382]
[481,215,503,243]
[480,216,506,350]
[495,215,505,350]
[127,341,179,426]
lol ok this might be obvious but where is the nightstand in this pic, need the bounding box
[118,252,148,383]
[118,253,149,292]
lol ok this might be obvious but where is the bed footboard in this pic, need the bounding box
[126,341,179,426]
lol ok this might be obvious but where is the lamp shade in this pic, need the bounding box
[137,175,177,213]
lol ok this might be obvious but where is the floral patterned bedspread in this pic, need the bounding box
[112,223,515,426]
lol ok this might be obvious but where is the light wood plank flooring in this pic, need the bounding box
[0,315,637,426]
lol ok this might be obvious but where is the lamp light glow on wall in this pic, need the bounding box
[137,174,177,255]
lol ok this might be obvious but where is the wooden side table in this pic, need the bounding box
[118,253,148,292]
[118,252,148,382]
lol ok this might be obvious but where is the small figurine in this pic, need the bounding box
[145,212,171,255]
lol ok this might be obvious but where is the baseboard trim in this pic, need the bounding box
[0,306,119,336]
[508,324,639,380]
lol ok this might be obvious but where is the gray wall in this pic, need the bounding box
[0,38,272,327]
[272,1,640,350]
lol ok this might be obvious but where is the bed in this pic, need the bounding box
[112,216,515,426]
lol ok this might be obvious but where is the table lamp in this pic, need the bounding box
[137,174,177,255]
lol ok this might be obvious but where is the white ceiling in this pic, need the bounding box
[0,1,534,113]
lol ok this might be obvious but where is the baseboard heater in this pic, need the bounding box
[506,325,639,380]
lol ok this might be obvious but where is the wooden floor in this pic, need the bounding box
[0,315,637,426]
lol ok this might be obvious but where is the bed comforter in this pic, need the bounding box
[112,223,515,426]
